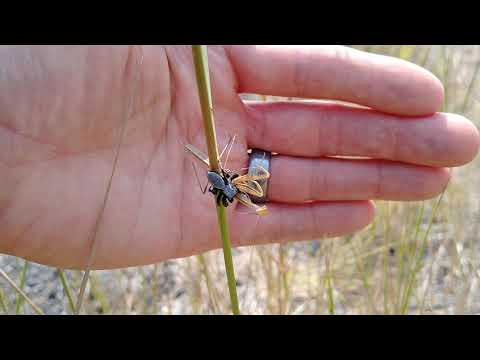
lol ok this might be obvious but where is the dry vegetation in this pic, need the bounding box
[1,45,479,315]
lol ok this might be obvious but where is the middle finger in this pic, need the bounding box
[244,101,479,168]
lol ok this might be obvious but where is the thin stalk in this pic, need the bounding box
[277,244,289,314]
[151,264,159,314]
[382,202,391,314]
[394,204,414,313]
[0,269,44,315]
[347,236,375,314]
[191,45,239,315]
[75,45,144,314]
[400,186,448,314]
[0,287,8,313]
[89,272,111,314]
[419,46,432,68]
[441,46,451,112]
[137,266,150,314]
[217,205,240,314]
[57,269,75,314]
[15,260,29,314]
[462,59,480,114]
[239,247,256,312]
[398,202,425,307]
[187,258,201,314]
[325,241,335,315]
[197,254,220,313]
[258,247,275,314]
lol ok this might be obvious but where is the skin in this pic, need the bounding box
[0,45,478,270]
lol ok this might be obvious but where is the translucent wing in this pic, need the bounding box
[232,165,270,198]
[233,165,270,183]
[235,181,264,198]
[184,144,210,167]
[248,165,270,181]
[235,192,268,216]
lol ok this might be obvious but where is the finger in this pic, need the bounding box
[267,156,450,203]
[231,200,375,247]
[244,101,480,167]
[225,45,443,116]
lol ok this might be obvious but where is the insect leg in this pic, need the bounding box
[223,133,237,170]
[219,134,234,163]
[222,196,230,207]
[218,136,235,161]
[191,162,209,194]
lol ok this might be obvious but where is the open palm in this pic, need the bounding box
[1,45,478,269]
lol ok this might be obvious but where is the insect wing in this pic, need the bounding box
[185,144,210,167]
[235,192,268,216]
[235,181,264,198]
[247,165,270,181]
[233,165,269,184]
[232,164,269,198]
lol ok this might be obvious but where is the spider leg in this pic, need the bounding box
[191,162,209,194]
[223,134,237,170]
[219,134,236,167]
[222,196,229,207]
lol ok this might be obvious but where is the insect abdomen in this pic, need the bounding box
[207,171,226,190]
[223,184,238,200]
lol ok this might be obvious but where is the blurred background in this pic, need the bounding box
[1,45,479,315]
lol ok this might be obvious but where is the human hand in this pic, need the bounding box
[0,45,478,269]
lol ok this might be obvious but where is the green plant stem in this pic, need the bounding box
[57,269,75,314]
[277,244,289,314]
[152,264,159,314]
[217,205,240,314]
[15,260,29,314]
[197,254,220,313]
[192,45,240,315]
[441,46,451,112]
[462,59,480,114]
[0,269,44,315]
[325,240,335,315]
[0,288,8,314]
[419,46,432,67]
[89,272,111,314]
[400,187,448,314]
[191,45,221,171]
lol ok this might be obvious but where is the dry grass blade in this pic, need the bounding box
[400,184,449,314]
[462,58,480,113]
[74,45,144,314]
[0,269,44,315]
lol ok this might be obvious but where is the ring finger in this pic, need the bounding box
[266,156,451,203]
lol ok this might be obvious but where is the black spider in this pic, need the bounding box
[207,170,239,207]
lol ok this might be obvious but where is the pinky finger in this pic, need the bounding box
[231,200,375,248]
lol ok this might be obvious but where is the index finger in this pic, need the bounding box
[225,45,444,116]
